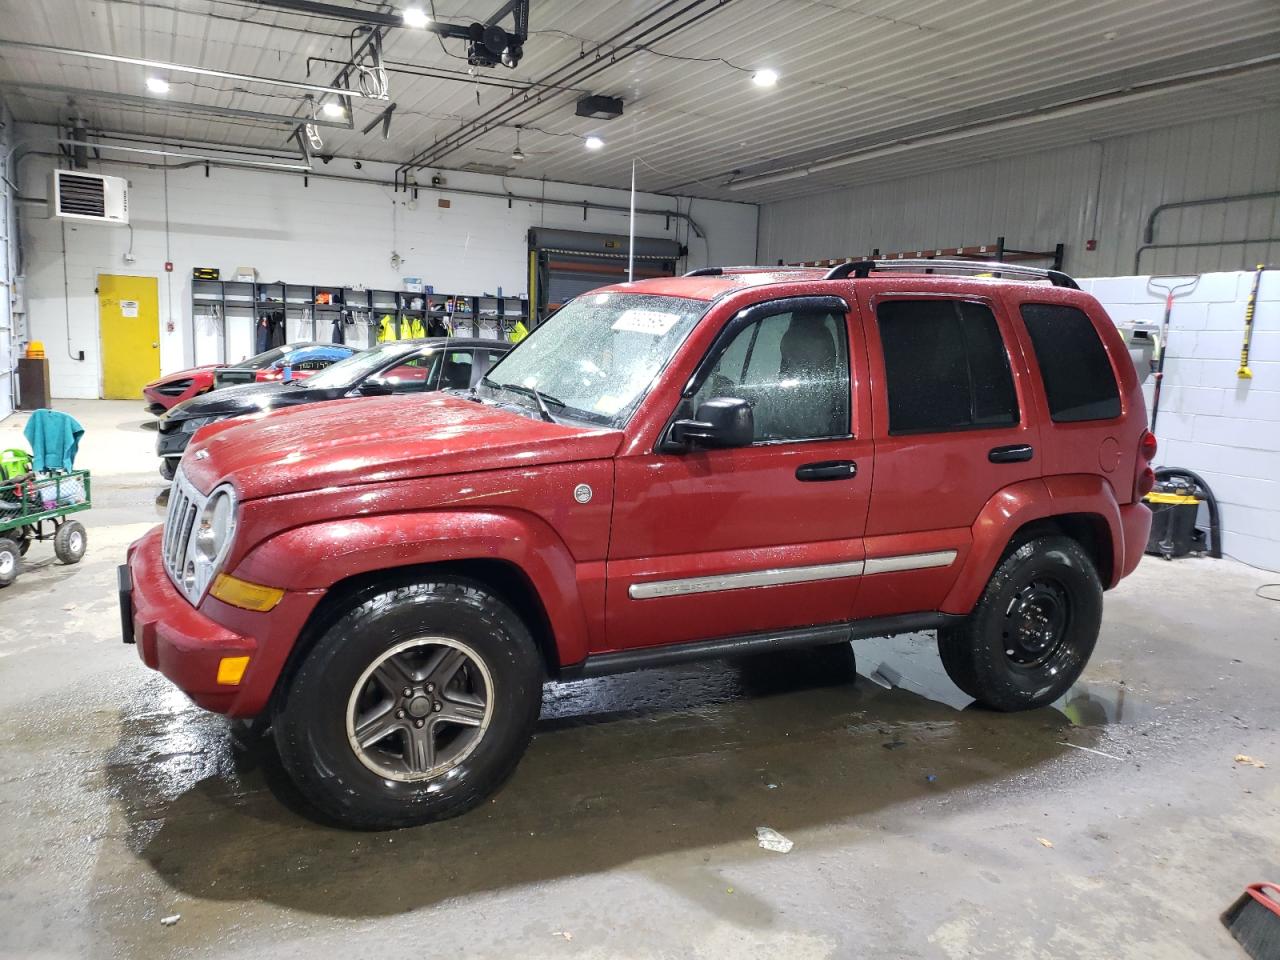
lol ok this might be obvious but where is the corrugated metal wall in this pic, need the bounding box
[757,107,1280,278]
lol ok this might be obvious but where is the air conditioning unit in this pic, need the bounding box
[48,170,129,224]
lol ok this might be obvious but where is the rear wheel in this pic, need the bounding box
[0,537,20,586]
[54,521,87,565]
[272,577,543,829]
[938,535,1102,711]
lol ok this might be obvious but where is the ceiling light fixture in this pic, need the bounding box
[145,76,170,94]
[511,127,525,162]
[321,101,346,118]
[752,69,779,88]
[402,6,430,28]
[584,136,604,151]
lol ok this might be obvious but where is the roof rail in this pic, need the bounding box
[683,267,723,277]
[823,258,1079,289]
[683,265,817,278]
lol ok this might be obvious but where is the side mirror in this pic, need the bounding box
[359,377,394,396]
[669,397,754,449]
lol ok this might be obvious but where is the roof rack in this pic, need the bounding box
[682,265,808,277]
[822,258,1079,289]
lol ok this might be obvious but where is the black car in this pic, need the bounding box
[155,337,510,479]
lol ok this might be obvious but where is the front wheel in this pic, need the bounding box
[272,577,543,829]
[54,520,87,564]
[159,458,178,481]
[938,535,1102,711]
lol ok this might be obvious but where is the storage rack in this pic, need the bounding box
[189,280,529,363]
[786,236,1066,271]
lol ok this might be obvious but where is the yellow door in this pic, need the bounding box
[99,274,160,399]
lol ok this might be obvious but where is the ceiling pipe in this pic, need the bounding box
[0,80,351,129]
[52,139,313,171]
[0,38,381,100]
[728,52,1280,191]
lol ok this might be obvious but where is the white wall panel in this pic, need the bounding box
[17,143,756,399]
[758,107,1280,278]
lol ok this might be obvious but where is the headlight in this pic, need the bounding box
[194,486,236,564]
[181,416,214,434]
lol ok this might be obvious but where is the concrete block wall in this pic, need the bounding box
[17,141,757,398]
[1081,270,1280,571]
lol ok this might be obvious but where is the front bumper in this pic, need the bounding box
[122,527,321,717]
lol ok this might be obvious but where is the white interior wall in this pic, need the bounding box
[1085,270,1280,572]
[0,99,16,420]
[758,108,1280,279]
[17,139,757,398]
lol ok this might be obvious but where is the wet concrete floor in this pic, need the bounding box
[1,401,1278,959]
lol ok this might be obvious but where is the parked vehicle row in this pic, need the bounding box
[122,261,1154,830]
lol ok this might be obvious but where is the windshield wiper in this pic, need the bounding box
[481,378,564,424]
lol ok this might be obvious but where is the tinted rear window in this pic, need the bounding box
[877,300,1019,435]
[1020,304,1121,422]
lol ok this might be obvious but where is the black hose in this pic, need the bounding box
[1154,466,1221,559]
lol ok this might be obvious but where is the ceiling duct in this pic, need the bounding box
[575,95,623,120]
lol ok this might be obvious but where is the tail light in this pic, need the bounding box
[1139,429,1157,462]
[1135,430,1157,499]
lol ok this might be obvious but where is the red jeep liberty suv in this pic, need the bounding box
[120,259,1155,829]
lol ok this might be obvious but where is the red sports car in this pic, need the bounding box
[143,343,356,414]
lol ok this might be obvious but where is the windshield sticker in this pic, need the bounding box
[612,309,682,336]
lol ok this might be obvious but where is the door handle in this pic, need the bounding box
[988,444,1034,463]
[796,460,857,481]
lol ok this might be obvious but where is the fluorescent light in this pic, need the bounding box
[752,68,779,88]
[402,6,430,28]
[145,76,170,94]
[728,167,807,191]
[321,101,345,118]
[584,136,604,151]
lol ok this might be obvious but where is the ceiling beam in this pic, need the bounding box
[0,80,352,128]
[0,38,380,100]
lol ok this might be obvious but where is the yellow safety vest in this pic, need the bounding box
[377,315,397,342]
[510,320,529,344]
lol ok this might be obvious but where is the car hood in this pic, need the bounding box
[163,381,334,421]
[182,393,624,499]
[146,364,219,388]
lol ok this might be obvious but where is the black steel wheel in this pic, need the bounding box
[938,535,1102,711]
[54,520,87,565]
[272,576,543,829]
[0,537,20,587]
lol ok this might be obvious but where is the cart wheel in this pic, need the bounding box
[0,537,20,586]
[16,532,31,556]
[54,521,87,565]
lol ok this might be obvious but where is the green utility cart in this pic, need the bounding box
[0,458,91,587]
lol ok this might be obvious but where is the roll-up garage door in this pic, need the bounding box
[528,227,683,324]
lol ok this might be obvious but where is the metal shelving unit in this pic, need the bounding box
[189,280,529,361]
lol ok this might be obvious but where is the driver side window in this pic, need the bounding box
[692,310,851,442]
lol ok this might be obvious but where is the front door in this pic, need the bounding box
[99,274,160,399]
[606,296,874,650]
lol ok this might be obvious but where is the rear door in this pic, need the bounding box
[851,287,1041,619]
[606,296,874,650]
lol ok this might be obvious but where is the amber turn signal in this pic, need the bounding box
[210,573,284,612]
[216,655,251,685]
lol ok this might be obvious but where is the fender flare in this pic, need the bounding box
[232,508,593,666]
[941,475,1123,614]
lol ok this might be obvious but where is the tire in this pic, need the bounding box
[938,535,1102,711]
[0,537,20,587]
[272,577,543,829]
[159,458,177,481]
[54,520,87,565]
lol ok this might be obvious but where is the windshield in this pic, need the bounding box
[477,292,707,426]
[303,344,415,390]
[240,343,311,369]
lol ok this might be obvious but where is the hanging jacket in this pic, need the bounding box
[331,315,345,344]
[23,409,84,472]
[399,316,426,340]
[510,320,529,344]
[377,314,397,342]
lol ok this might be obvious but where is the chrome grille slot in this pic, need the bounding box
[162,469,210,602]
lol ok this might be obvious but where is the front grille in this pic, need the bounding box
[163,470,207,602]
